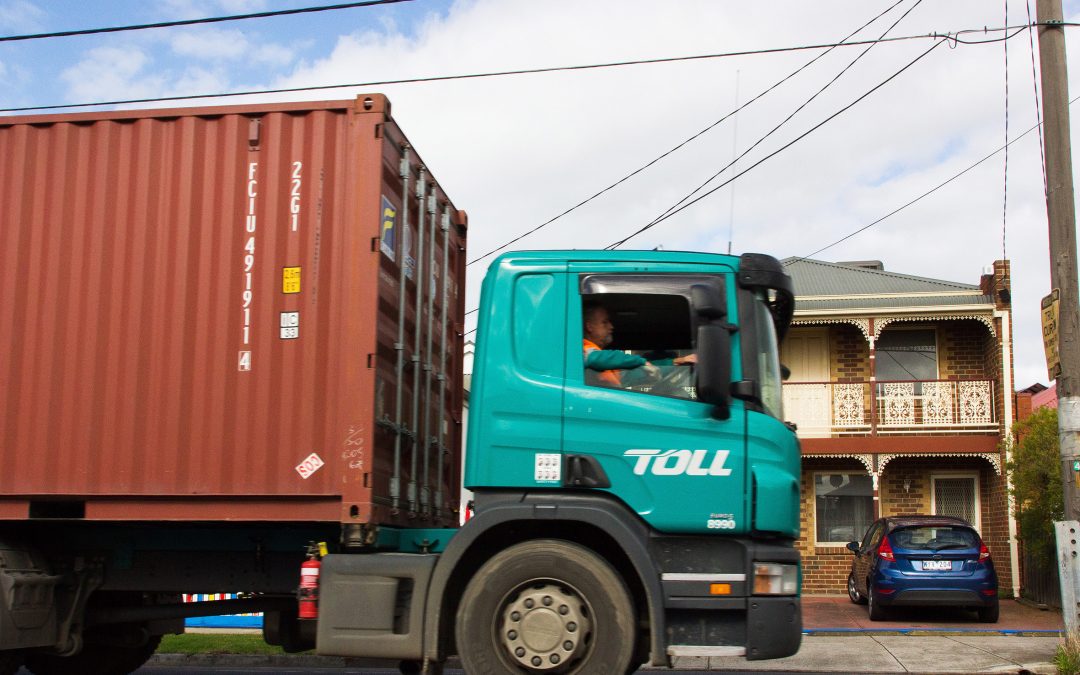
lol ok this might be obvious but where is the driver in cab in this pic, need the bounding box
[582,302,695,389]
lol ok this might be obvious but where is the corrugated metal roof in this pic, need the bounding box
[797,294,993,311]
[782,258,992,312]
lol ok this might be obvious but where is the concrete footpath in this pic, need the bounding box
[682,597,1065,673]
[151,597,1067,673]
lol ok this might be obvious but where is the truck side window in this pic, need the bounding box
[581,292,697,400]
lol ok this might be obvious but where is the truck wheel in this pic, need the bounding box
[455,539,636,674]
[24,635,161,675]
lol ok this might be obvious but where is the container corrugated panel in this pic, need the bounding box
[0,96,466,527]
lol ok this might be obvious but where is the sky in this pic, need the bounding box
[1,0,1079,391]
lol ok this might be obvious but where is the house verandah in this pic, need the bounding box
[780,259,1016,597]
[797,453,1010,595]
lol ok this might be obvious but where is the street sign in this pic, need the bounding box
[1043,289,1062,380]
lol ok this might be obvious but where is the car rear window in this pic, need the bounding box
[889,525,979,550]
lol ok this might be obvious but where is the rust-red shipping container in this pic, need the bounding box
[0,95,467,528]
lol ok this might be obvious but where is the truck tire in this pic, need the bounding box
[23,635,161,675]
[455,539,636,674]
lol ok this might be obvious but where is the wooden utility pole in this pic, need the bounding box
[1037,0,1080,633]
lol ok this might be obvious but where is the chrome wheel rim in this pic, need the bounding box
[497,580,593,672]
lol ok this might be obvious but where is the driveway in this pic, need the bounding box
[803,595,1064,632]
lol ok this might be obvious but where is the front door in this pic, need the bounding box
[781,328,830,436]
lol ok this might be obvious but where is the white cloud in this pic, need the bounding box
[171,28,250,59]
[0,0,43,31]
[170,27,297,66]
[160,0,267,20]
[60,45,167,103]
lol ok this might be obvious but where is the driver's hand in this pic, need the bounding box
[674,354,697,365]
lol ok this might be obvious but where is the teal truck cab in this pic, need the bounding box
[315,249,801,673]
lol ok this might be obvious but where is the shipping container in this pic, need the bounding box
[0,95,467,528]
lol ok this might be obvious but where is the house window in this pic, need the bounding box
[814,472,874,545]
[931,473,980,530]
[876,328,937,381]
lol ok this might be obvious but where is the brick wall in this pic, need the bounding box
[938,321,994,380]
[799,457,1012,596]
[829,325,870,382]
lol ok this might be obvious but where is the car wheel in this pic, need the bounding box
[977,600,999,623]
[847,573,866,605]
[455,539,636,674]
[867,584,887,621]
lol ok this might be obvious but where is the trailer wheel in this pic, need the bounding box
[24,635,161,675]
[455,540,635,674]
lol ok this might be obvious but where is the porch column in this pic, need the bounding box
[871,471,881,518]
[868,318,877,436]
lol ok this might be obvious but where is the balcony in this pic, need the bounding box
[782,379,997,437]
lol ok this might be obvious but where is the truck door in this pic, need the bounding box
[561,270,749,534]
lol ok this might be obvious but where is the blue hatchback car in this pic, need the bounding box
[846,515,999,622]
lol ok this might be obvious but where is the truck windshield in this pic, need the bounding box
[753,293,784,419]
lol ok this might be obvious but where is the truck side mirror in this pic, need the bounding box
[691,282,732,416]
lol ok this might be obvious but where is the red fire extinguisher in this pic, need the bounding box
[298,542,322,620]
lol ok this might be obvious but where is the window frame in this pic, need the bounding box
[930,471,981,531]
[875,325,940,382]
[812,470,876,547]
[577,273,722,403]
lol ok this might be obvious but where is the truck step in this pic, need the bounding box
[667,645,746,657]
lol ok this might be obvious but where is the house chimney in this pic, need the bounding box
[992,260,1011,309]
[979,264,997,296]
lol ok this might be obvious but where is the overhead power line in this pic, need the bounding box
[605,37,952,250]
[465,0,912,267]
[0,0,414,43]
[466,95,1062,330]
[0,26,1039,114]
[606,26,1028,251]
[642,0,925,241]
[787,91,1076,263]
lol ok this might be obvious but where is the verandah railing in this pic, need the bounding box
[781,379,996,437]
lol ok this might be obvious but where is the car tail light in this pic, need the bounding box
[877,537,895,562]
[979,541,991,562]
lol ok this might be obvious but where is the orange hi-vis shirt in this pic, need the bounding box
[582,338,623,387]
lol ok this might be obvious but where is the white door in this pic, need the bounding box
[781,328,830,437]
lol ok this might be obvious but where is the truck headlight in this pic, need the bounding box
[753,563,798,595]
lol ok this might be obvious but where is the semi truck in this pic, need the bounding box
[0,95,801,675]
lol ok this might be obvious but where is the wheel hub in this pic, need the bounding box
[500,583,591,671]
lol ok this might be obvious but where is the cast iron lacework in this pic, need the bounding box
[880,382,915,426]
[958,381,993,424]
[922,381,954,425]
[832,383,866,426]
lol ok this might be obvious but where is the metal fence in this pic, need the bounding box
[1021,545,1061,609]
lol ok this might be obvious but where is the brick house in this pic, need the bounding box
[781,258,1017,596]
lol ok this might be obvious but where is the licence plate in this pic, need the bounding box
[922,560,952,571]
